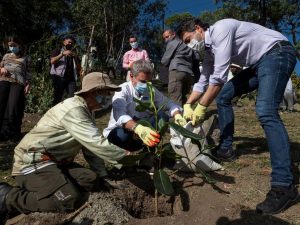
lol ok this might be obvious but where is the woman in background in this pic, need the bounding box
[0,36,30,141]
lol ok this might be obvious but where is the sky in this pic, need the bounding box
[166,0,300,75]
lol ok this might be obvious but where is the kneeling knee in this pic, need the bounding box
[54,188,89,212]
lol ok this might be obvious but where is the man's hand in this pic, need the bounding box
[192,104,207,125]
[129,62,133,69]
[183,103,194,121]
[62,50,73,57]
[0,67,8,76]
[174,114,187,126]
[24,83,30,95]
[134,124,160,147]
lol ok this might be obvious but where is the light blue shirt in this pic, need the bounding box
[193,19,288,93]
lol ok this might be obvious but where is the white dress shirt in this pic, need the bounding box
[193,19,288,93]
[103,81,181,137]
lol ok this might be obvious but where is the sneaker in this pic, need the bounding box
[216,148,237,162]
[0,182,13,225]
[256,185,299,215]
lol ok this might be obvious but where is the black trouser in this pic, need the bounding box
[6,163,100,214]
[51,75,76,106]
[0,81,25,139]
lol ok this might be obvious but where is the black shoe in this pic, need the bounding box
[0,182,13,225]
[216,148,237,162]
[256,185,299,215]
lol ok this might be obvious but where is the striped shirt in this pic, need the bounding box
[0,53,31,85]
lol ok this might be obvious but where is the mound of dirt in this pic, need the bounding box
[8,192,131,225]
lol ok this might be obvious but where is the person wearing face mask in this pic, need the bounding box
[0,72,128,224]
[104,59,186,151]
[161,29,200,106]
[122,35,150,81]
[0,36,30,141]
[178,18,298,215]
[50,35,81,106]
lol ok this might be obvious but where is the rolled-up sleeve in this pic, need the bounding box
[61,107,125,163]
[192,50,214,93]
[209,25,233,85]
[112,89,133,127]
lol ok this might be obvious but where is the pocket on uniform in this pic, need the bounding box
[34,166,68,200]
[37,174,67,200]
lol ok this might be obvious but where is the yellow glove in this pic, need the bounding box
[174,114,187,126]
[134,124,160,147]
[183,104,194,121]
[192,104,207,125]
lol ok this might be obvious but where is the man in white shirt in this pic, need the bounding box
[104,59,186,151]
[178,18,298,215]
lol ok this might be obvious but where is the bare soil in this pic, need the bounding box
[1,98,300,225]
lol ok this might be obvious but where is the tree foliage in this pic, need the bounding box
[0,0,72,47]
[72,0,167,65]
[165,12,194,31]
[0,0,167,113]
[166,0,300,59]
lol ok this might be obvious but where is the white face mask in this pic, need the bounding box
[187,39,205,53]
[130,42,139,49]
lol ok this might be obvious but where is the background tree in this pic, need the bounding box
[72,0,167,70]
[0,0,72,48]
[165,0,299,62]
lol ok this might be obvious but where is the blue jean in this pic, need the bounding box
[216,44,297,186]
[107,112,169,151]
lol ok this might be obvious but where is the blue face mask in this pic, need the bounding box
[135,82,147,95]
[130,42,139,49]
[96,95,106,105]
[9,46,19,54]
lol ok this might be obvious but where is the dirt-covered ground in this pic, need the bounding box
[1,91,300,225]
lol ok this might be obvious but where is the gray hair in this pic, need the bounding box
[131,59,153,78]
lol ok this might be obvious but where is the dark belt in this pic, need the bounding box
[268,40,292,53]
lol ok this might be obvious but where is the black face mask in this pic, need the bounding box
[65,44,73,50]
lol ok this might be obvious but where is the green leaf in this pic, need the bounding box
[153,169,175,196]
[133,97,150,107]
[135,104,147,112]
[134,97,156,113]
[137,119,154,129]
[118,152,148,167]
[161,143,178,159]
[169,122,203,140]
[158,118,168,135]
[147,82,155,104]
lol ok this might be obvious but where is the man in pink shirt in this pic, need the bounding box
[123,35,150,81]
